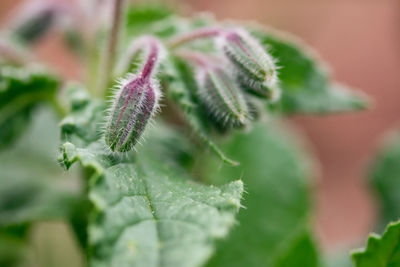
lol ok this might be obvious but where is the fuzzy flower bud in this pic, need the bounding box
[105,37,163,152]
[9,2,68,43]
[237,73,281,102]
[220,29,278,86]
[197,65,250,127]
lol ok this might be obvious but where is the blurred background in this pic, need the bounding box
[1,0,400,254]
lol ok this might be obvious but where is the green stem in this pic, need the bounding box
[50,96,68,118]
[98,0,125,97]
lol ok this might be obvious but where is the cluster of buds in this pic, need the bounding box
[104,37,163,152]
[178,51,250,128]
[171,27,280,129]
[105,26,279,154]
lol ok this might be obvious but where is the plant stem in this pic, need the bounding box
[167,27,223,49]
[50,96,67,118]
[175,50,222,68]
[98,0,125,97]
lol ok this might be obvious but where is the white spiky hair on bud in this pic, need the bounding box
[217,27,279,87]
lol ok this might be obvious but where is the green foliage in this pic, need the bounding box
[59,87,243,267]
[352,220,400,267]
[0,3,379,267]
[201,122,319,267]
[0,108,87,266]
[0,65,59,149]
[370,132,400,227]
[250,28,368,114]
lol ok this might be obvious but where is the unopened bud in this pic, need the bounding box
[105,76,160,152]
[220,29,278,86]
[237,73,281,102]
[9,2,68,43]
[105,37,163,152]
[197,66,250,127]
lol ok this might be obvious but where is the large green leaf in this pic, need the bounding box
[0,65,59,149]
[370,131,400,228]
[201,122,320,267]
[59,86,244,267]
[249,28,368,114]
[352,220,400,267]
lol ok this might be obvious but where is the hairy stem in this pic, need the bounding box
[167,27,223,48]
[175,50,222,68]
[98,0,125,97]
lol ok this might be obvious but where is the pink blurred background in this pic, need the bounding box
[1,0,400,252]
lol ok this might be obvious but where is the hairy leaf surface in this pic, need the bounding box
[59,87,243,267]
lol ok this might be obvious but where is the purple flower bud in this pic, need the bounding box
[220,29,278,86]
[105,37,163,152]
[105,76,159,152]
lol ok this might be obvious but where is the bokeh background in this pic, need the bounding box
[1,0,400,254]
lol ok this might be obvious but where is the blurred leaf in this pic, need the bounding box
[201,122,320,267]
[352,220,400,267]
[370,131,400,228]
[0,108,86,265]
[324,251,354,267]
[0,225,30,267]
[249,28,368,114]
[59,87,244,267]
[0,65,59,149]
[124,4,174,37]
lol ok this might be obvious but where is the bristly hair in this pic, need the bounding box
[102,36,165,153]
[217,27,279,87]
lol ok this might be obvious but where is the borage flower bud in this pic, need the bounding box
[197,65,250,127]
[9,2,68,43]
[220,29,278,86]
[105,37,163,152]
[237,73,281,102]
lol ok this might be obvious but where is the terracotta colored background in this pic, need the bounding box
[1,0,400,252]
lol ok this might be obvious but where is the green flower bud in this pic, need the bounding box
[220,29,278,86]
[237,72,281,102]
[197,66,250,127]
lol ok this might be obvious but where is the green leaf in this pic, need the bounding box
[201,122,320,267]
[125,3,174,38]
[249,27,368,114]
[370,131,400,228]
[59,87,244,267]
[0,65,59,149]
[352,220,400,267]
[0,107,87,265]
